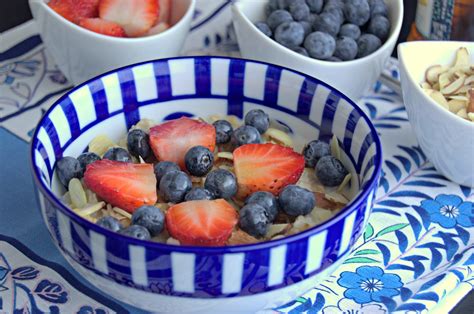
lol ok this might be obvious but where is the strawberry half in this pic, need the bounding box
[48,0,99,24]
[233,143,305,199]
[166,199,238,246]
[99,0,158,37]
[157,0,171,24]
[149,117,216,169]
[79,18,127,37]
[84,160,157,212]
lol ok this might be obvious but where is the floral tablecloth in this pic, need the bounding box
[0,1,472,313]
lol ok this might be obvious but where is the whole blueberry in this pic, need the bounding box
[127,129,151,160]
[267,0,287,13]
[302,140,330,168]
[334,36,358,61]
[306,0,323,13]
[231,125,262,147]
[245,109,270,134]
[131,205,165,236]
[305,13,318,25]
[154,161,180,183]
[312,13,341,37]
[255,22,273,37]
[275,22,305,48]
[368,15,390,41]
[293,46,309,57]
[77,152,100,175]
[239,203,270,238]
[159,171,192,203]
[279,185,315,216]
[96,216,122,232]
[184,187,214,201]
[339,23,361,40]
[245,191,279,222]
[204,169,237,199]
[344,0,370,26]
[56,156,82,186]
[119,225,151,240]
[369,0,388,17]
[357,33,382,57]
[213,120,234,144]
[184,146,214,177]
[289,1,310,21]
[304,31,336,59]
[299,21,312,36]
[267,9,293,30]
[316,155,348,186]
[323,0,345,25]
[327,56,342,62]
[103,147,132,163]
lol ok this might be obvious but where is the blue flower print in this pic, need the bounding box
[421,194,473,229]
[338,266,403,304]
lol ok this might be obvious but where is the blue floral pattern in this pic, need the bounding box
[421,194,473,228]
[338,266,403,303]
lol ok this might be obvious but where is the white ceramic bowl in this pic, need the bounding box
[29,0,195,85]
[398,41,474,187]
[232,0,403,100]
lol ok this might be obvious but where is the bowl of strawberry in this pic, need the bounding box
[29,0,195,84]
[30,56,382,312]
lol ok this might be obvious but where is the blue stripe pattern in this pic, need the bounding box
[31,57,382,299]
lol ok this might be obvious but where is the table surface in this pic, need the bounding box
[0,1,473,313]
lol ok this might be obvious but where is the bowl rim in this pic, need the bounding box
[398,41,474,129]
[232,0,404,66]
[30,55,383,253]
[30,0,196,42]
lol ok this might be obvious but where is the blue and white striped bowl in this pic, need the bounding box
[30,57,382,313]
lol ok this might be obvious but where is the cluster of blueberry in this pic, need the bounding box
[255,0,391,61]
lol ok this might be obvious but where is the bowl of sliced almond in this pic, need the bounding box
[398,41,474,187]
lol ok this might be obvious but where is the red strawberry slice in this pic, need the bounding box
[157,0,171,24]
[48,0,99,24]
[99,0,158,37]
[233,143,305,199]
[79,18,127,37]
[166,199,238,246]
[149,117,216,169]
[84,160,157,213]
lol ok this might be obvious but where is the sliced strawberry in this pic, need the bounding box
[233,143,305,199]
[149,117,216,169]
[84,160,157,212]
[157,0,171,24]
[99,0,158,37]
[48,0,99,24]
[166,199,238,246]
[79,18,127,37]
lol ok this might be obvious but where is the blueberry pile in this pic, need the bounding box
[303,139,348,186]
[256,0,390,61]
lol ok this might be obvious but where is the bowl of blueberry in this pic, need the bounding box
[30,56,382,312]
[232,0,403,100]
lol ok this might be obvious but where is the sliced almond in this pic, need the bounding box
[330,135,341,160]
[454,47,470,67]
[448,99,467,113]
[441,75,465,95]
[468,89,474,113]
[69,178,87,209]
[337,173,352,193]
[468,113,474,122]
[265,128,293,146]
[420,82,432,89]
[266,223,290,239]
[131,118,157,134]
[166,237,180,245]
[310,207,333,224]
[425,65,447,84]
[465,75,474,85]
[75,202,105,217]
[438,72,452,90]
[430,91,449,109]
[457,108,468,119]
[217,152,234,160]
[89,134,117,157]
[227,229,259,245]
[112,206,132,219]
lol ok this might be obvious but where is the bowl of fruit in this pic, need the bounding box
[29,0,195,84]
[232,0,403,100]
[30,56,382,312]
